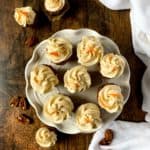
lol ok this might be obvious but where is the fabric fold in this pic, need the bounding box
[89,0,150,150]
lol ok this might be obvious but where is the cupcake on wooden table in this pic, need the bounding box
[30,65,59,94]
[43,94,74,124]
[77,36,104,67]
[45,37,72,64]
[64,65,91,93]
[35,127,57,148]
[14,6,36,27]
[41,0,70,21]
[75,103,102,131]
[98,84,124,113]
[100,53,126,78]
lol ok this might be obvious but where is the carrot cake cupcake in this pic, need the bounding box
[98,84,124,113]
[75,103,102,131]
[100,53,125,78]
[45,37,72,64]
[14,6,36,27]
[41,0,70,21]
[30,65,59,94]
[43,94,74,124]
[35,127,57,148]
[64,65,91,93]
[77,36,104,66]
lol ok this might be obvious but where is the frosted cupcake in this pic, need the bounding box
[98,84,124,113]
[44,0,65,12]
[14,6,36,27]
[77,36,104,66]
[64,65,91,93]
[35,127,57,148]
[75,103,102,131]
[30,65,59,94]
[100,53,125,78]
[41,0,70,21]
[43,94,74,124]
[45,37,72,64]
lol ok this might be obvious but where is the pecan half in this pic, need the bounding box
[19,97,28,110]
[16,114,33,124]
[99,129,114,146]
[105,129,113,142]
[9,96,20,107]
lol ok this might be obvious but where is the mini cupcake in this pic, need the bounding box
[14,6,36,27]
[41,0,70,21]
[30,65,59,94]
[35,127,57,148]
[64,65,91,93]
[45,37,72,64]
[97,84,124,113]
[100,53,125,78]
[43,94,74,124]
[75,103,102,131]
[44,0,65,12]
[77,36,104,66]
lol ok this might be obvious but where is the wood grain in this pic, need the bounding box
[0,0,146,149]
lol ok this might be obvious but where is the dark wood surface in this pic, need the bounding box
[0,0,146,149]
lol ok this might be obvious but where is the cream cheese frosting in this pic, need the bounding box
[35,127,57,148]
[44,0,65,12]
[30,65,59,94]
[98,84,124,113]
[76,103,102,131]
[77,36,104,66]
[45,37,72,64]
[14,6,36,27]
[64,65,91,93]
[43,94,74,124]
[100,53,126,78]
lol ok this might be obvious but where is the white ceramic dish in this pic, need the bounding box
[25,29,130,134]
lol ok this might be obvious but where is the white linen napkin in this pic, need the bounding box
[89,0,150,149]
[89,121,150,150]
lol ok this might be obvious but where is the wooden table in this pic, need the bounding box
[0,0,146,149]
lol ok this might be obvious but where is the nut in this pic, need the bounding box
[16,114,33,124]
[105,129,113,142]
[10,96,29,110]
[25,36,38,47]
[99,138,111,145]
[19,97,28,110]
[9,96,20,107]
[99,129,114,146]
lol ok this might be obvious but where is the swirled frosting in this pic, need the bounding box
[35,127,57,148]
[14,7,36,27]
[76,103,102,131]
[44,0,65,12]
[77,36,104,66]
[64,65,91,93]
[45,37,72,63]
[43,94,74,124]
[100,53,125,78]
[98,85,124,113]
[30,65,59,94]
